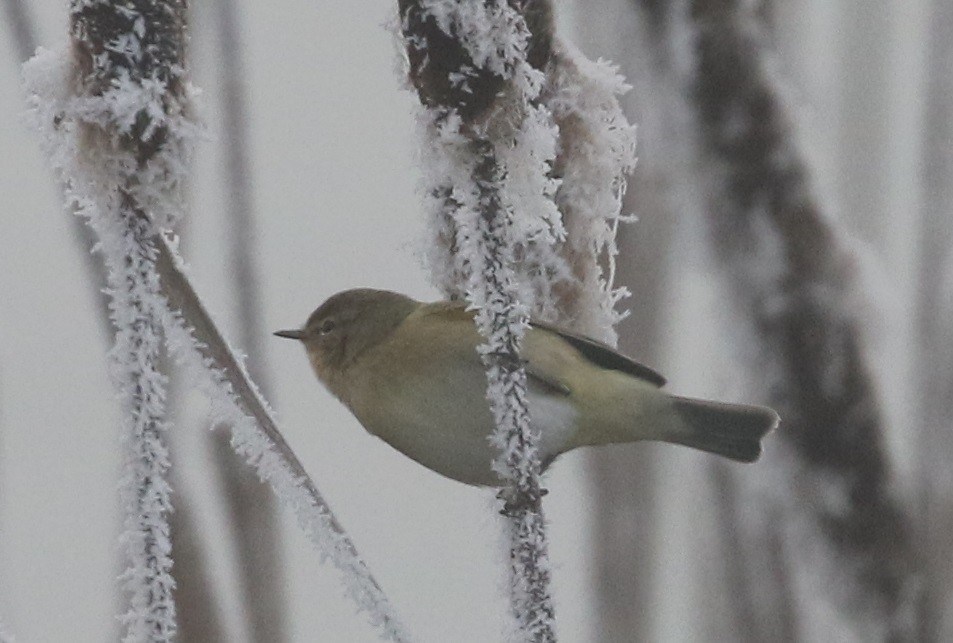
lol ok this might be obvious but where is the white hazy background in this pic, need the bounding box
[0,0,935,641]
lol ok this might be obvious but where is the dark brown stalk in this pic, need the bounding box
[686,0,914,637]
[154,235,402,638]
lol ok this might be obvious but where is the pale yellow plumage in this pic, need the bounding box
[275,288,778,486]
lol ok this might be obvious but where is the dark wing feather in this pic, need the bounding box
[529,319,667,388]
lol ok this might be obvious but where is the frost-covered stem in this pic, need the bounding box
[153,237,409,642]
[68,1,190,639]
[213,0,287,638]
[29,0,407,639]
[470,145,555,641]
[400,2,560,639]
[684,0,914,635]
[113,203,176,643]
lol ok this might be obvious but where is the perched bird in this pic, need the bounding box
[275,288,778,486]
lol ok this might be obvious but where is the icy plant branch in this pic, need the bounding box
[400,1,561,640]
[153,237,409,642]
[24,3,408,641]
[26,1,196,639]
[112,206,176,643]
[405,0,636,341]
[470,143,557,640]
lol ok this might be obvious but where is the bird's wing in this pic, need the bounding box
[528,319,666,388]
[419,301,575,395]
[421,300,666,389]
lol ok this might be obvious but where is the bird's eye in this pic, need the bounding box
[319,319,336,334]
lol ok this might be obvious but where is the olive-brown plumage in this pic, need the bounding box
[275,288,778,486]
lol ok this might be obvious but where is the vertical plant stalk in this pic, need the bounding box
[471,145,555,640]
[154,237,410,642]
[574,4,678,638]
[399,2,563,639]
[8,3,224,638]
[682,0,914,636]
[111,204,176,642]
[66,1,192,639]
[27,4,409,641]
[213,0,287,639]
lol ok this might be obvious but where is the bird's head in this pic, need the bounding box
[274,288,419,394]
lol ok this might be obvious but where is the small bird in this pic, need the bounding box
[275,289,778,487]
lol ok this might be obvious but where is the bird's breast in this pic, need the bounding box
[344,349,578,486]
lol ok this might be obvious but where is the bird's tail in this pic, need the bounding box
[662,396,779,462]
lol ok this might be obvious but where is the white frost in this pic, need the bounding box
[544,40,638,344]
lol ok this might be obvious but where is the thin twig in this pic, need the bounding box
[154,236,408,642]
[155,237,374,579]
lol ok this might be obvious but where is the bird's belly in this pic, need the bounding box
[352,381,577,487]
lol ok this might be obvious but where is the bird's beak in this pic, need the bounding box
[273,329,304,341]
